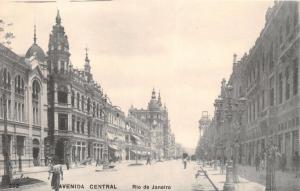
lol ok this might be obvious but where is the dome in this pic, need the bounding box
[148,99,161,111]
[25,44,46,62]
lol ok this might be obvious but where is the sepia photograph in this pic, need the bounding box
[0,0,299,190]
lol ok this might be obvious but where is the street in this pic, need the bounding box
[25,160,206,191]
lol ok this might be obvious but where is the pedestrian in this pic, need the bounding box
[65,157,70,170]
[48,159,63,191]
[293,151,300,178]
[183,157,187,169]
[280,153,287,172]
[146,155,151,165]
[182,154,188,169]
[255,154,260,171]
[220,157,225,175]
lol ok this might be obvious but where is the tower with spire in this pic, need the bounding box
[47,10,70,74]
[158,91,162,107]
[84,47,93,82]
[131,88,171,159]
[25,24,46,63]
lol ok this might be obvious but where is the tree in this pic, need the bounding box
[0,19,15,48]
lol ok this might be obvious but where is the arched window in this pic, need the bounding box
[2,68,11,90]
[32,80,40,100]
[15,75,25,95]
[92,102,96,117]
[81,95,85,112]
[57,86,68,104]
[32,80,40,125]
[87,98,91,113]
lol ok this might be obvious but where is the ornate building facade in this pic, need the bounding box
[1,10,179,170]
[129,89,175,160]
[45,11,121,165]
[125,114,151,160]
[196,1,299,170]
[0,28,48,169]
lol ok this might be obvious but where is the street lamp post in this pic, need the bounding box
[224,83,247,184]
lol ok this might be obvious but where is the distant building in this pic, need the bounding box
[125,114,151,160]
[129,89,175,160]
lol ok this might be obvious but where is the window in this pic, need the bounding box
[81,121,85,134]
[2,68,11,90]
[87,98,91,113]
[60,61,65,73]
[15,75,24,95]
[279,73,283,104]
[262,90,265,110]
[270,77,274,106]
[21,104,24,122]
[72,115,75,132]
[88,121,91,136]
[81,95,85,112]
[93,102,96,116]
[14,102,17,121]
[71,91,75,107]
[269,43,274,71]
[77,121,80,133]
[285,67,290,100]
[16,136,25,156]
[32,80,40,100]
[58,114,68,131]
[293,59,298,95]
[1,135,12,156]
[57,86,68,104]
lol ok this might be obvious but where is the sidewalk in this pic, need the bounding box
[0,163,86,177]
[238,165,300,191]
[1,160,146,177]
[200,165,265,191]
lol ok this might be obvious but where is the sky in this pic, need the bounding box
[0,0,273,149]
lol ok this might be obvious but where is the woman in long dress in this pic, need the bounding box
[48,159,63,191]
